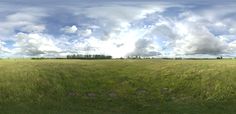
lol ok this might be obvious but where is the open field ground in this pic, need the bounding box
[0,59,235,114]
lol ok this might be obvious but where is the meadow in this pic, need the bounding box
[0,59,235,114]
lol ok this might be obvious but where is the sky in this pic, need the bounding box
[0,0,236,58]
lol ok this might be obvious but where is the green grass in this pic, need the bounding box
[0,59,235,114]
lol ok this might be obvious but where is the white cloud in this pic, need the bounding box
[142,12,232,56]
[81,5,163,23]
[61,25,78,34]
[170,10,236,55]
[74,3,177,36]
[0,41,10,53]
[229,28,236,34]
[0,8,47,37]
[21,25,46,33]
[66,3,176,57]
[128,39,161,56]
[63,4,236,58]
[79,29,92,37]
[14,33,61,56]
[6,12,44,22]
[1,1,236,58]
[171,21,227,55]
[67,26,162,58]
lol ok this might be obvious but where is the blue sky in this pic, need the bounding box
[0,0,236,58]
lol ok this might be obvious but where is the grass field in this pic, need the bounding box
[0,59,235,114]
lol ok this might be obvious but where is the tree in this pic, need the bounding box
[217,56,223,59]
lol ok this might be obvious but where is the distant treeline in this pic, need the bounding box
[31,57,65,60]
[66,54,112,59]
[6,55,226,60]
[161,56,224,60]
[161,58,214,60]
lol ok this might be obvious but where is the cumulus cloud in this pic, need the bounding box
[74,3,177,39]
[14,33,61,56]
[61,25,78,34]
[1,0,236,58]
[79,29,92,37]
[128,39,161,56]
[0,8,47,37]
[144,11,234,56]
[173,22,227,55]
[66,28,153,58]
[0,41,10,53]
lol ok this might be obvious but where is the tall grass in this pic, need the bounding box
[0,59,235,114]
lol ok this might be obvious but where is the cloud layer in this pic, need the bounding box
[0,0,236,58]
